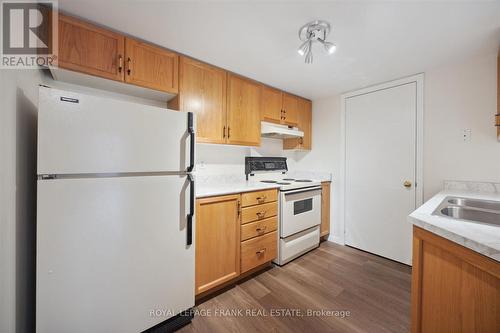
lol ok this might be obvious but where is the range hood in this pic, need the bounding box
[261,121,304,139]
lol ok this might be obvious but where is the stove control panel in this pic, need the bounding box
[245,157,288,176]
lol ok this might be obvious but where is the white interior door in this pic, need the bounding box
[345,82,417,265]
[36,175,194,333]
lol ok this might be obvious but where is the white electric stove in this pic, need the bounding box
[245,157,322,265]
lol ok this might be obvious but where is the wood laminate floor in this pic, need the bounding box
[178,241,412,333]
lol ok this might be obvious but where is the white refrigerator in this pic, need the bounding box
[36,86,195,333]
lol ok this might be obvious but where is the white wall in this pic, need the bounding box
[423,52,500,198]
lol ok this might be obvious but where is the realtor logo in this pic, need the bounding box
[1,0,58,68]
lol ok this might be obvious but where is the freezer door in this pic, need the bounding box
[38,86,193,174]
[36,175,194,333]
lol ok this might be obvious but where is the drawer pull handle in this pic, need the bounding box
[256,195,267,203]
[256,226,267,234]
[256,248,266,255]
[256,211,266,219]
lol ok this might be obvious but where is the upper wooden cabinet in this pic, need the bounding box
[283,97,312,150]
[226,74,261,146]
[58,14,125,82]
[124,38,178,94]
[282,93,299,126]
[496,51,499,141]
[195,194,241,295]
[57,14,178,94]
[174,57,227,144]
[261,86,283,124]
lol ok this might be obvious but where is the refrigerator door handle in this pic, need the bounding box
[187,173,194,246]
[187,112,195,173]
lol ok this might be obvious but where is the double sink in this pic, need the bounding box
[433,196,500,226]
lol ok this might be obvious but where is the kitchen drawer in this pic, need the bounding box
[241,216,277,241]
[241,231,277,273]
[241,202,277,224]
[241,189,277,207]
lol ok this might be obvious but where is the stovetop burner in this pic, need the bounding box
[260,180,278,183]
[282,178,295,181]
[296,179,313,182]
[276,182,292,185]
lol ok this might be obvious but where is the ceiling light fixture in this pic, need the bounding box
[297,20,336,64]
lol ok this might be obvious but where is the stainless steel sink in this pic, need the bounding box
[440,206,500,225]
[447,197,500,211]
[433,196,500,226]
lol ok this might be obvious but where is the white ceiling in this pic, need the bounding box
[58,0,500,100]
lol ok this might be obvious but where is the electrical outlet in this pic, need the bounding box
[462,128,471,142]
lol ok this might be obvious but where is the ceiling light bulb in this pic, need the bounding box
[324,42,337,54]
[297,40,309,56]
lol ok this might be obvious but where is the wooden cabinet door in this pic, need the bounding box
[282,93,299,126]
[58,14,125,82]
[261,86,283,124]
[301,99,312,150]
[195,195,241,295]
[226,74,261,146]
[283,98,312,150]
[178,57,227,144]
[320,182,331,237]
[125,38,178,93]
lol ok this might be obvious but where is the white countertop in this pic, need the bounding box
[195,171,332,198]
[196,181,281,198]
[408,189,500,262]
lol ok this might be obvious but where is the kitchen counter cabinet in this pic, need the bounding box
[195,189,278,297]
[320,181,331,238]
[411,226,500,333]
[195,194,240,295]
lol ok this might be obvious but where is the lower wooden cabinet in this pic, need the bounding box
[320,181,331,237]
[195,189,278,296]
[411,226,500,333]
[241,217,277,241]
[241,201,278,224]
[241,231,277,273]
[195,194,240,295]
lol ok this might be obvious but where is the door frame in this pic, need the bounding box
[336,74,424,246]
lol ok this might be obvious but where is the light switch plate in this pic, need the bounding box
[462,128,472,142]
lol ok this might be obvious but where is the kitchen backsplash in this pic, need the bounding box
[195,137,332,182]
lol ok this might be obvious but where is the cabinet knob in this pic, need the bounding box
[403,180,412,188]
[256,211,266,219]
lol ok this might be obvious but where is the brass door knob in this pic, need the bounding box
[403,180,412,188]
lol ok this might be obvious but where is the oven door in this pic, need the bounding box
[280,187,322,238]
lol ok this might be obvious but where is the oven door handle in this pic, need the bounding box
[282,186,322,196]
